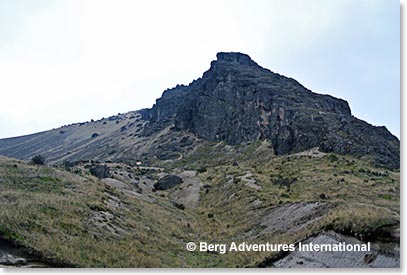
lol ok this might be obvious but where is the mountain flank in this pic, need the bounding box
[0,52,399,170]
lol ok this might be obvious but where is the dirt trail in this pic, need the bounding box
[170,171,203,208]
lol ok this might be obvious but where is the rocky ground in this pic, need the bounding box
[0,238,54,268]
[272,231,399,268]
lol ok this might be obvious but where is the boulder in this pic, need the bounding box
[0,255,27,266]
[154,175,183,190]
[90,165,111,179]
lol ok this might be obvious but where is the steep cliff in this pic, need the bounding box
[145,52,399,169]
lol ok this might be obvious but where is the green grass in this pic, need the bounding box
[0,145,400,267]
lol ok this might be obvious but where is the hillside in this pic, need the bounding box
[0,150,400,267]
[0,52,400,268]
[0,52,399,169]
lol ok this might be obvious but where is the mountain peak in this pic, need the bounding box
[144,52,399,169]
[215,52,256,66]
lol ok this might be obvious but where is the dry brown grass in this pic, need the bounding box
[0,147,400,267]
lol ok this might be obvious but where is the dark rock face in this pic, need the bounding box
[148,85,190,123]
[154,175,184,190]
[90,165,111,179]
[144,52,399,169]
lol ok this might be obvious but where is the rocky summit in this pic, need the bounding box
[144,52,399,169]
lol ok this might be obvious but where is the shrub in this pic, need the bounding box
[31,155,46,165]
[197,167,207,173]
[272,175,297,188]
[327,154,339,162]
[63,160,73,171]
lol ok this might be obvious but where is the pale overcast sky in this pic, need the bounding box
[0,0,400,139]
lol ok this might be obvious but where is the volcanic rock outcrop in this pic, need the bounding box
[144,52,399,169]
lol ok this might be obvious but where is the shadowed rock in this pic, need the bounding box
[90,165,111,179]
[154,175,183,190]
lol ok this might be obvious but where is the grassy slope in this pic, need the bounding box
[0,156,200,267]
[0,140,400,267]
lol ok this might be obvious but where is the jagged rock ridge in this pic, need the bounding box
[144,52,399,169]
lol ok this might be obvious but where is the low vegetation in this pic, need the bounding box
[31,155,46,165]
[0,140,400,267]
